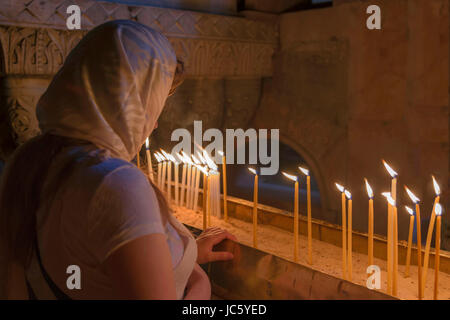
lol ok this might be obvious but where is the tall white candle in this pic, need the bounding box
[145,138,153,182]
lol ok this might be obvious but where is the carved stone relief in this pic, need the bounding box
[0,1,278,159]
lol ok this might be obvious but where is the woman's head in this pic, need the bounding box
[0,21,179,277]
[36,20,177,162]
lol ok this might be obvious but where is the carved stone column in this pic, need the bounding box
[0,76,50,159]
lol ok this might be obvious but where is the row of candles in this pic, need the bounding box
[138,139,228,230]
[335,160,443,299]
[139,140,444,299]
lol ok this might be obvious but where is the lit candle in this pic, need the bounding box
[206,174,211,227]
[434,203,442,300]
[335,183,347,280]
[365,179,374,267]
[180,152,189,207]
[345,189,353,281]
[382,192,397,293]
[202,150,219,219]
[299,167,312,265]
[193,165,206,212]
[185,155,192,208]
[160,151,167,194]
[173,153,181,206]
[155,152,162,188]
[249,168,258,248]
[163,151,173,203]
[283,172,299,263]
[202,168,208,229]
[383,160,398,295]
[405,186,423,300]
[190,155,201,209]
[145,138,154,182]
[404,206,415,278]
[218,150,228,222]
[422,176,440,296]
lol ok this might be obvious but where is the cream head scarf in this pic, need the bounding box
[36,20,177,161]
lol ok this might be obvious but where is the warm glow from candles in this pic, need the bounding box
[435,203,442,216]
[145,137,149,150]
[298,166,309,176]
[432,176,441,196]
[335,183,344,193]
[248,167,257,175]
[154,152,161,162]
[282,172,297,182]
[404,186,420,203]
[364,178,373,199]
[405,206,414,216]
[383,160,398,178]
[218,150,224,156]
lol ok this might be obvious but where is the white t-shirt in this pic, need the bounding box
[25,147,196,299]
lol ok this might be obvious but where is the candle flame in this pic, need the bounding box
[335,183,345,193]
[432,175,441,196]
[192,155,200,165]
[145,138,150,149]
[435,203,443,216]
[248,167,257,175]
[202,150,218,171]
[404,186,420,203]
[345,190,352,199]
[197,151,206,165]
[218,150,224,157]
[298,166,309,176]
[382,192,396,207]
[154,152,161,162]
[405,206,414,216]
[174,152,183,163]
[364,178,373,198]
[382,160,398,178]
[199,165,209,176]
[167,153,176,163]
[282,172,297,182]
[158,151,167,161]
[160,149,169,159]
[181,151,192,165]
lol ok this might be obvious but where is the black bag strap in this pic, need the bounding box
[26,238,72,300]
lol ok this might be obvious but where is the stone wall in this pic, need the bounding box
[0,0,277,160]
[253,0,450,248]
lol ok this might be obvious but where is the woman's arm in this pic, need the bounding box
[183,263,211,300]
[104,234,177,300]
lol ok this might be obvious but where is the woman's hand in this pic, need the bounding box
[196,227,237,265]
[184,263,211,300]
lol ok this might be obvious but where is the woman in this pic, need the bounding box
[0,20,236,299]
